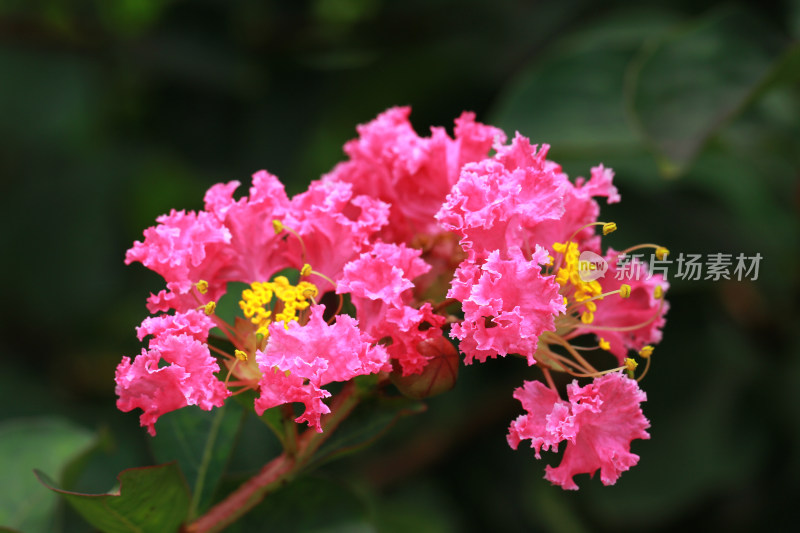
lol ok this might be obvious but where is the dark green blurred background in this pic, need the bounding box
[1,1,798,532]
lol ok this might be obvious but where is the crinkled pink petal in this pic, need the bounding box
[283,180,389,283]
[545,373,650,490]
[324,106,503,244]
[203,170,293,283]
[136,309,216,343]
[255,367,332,432]
[436,135,566,262]
[254,306,388,431]
[380,303,446,376]
[126,209,233,312]
[338,242,430,313]
[527,164,621,252]
[115,334,229,436]
[449,246,565,365]
[507,380,567,457]
[578,249,669,363]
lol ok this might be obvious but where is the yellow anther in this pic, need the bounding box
[654,285,663,299]
[552,242,567,254]
[639,345,654,358]
[562,296,568,307]
[656,246,669,260]
[204,301,216,315]
[234,349,248,361]
[196,280,209,294]
[580,311,594,324]
[272,220,284,234]
[284,369,291,377]
[602,222,617,235]
[301,263,312,277]
[599,338,610,351]
[619,284,631,298]
[624,358,638,372]
[545,255,554,266]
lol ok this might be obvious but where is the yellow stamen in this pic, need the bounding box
[300,263,312,277]
[204,301,216,315]
[234,349,248,361]
[654,285,663,299]
[619,284,631,298]
[602,222,617,235]
[656,247,669,260]
[599,338,610,351]
[196,280,209,294]
[639,345,654,358]
[624,358,638,372]
[272,220,284,234]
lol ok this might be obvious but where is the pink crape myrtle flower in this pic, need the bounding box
[324,106,505,245]
[436,135,620,262]
[448,246,565,365]
[337,242,446,375]
[575,249,669,363]
[116,316,231,435]
[508,372,650,490]
[254,306,389,431]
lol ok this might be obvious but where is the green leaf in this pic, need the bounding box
[229,476,372,533]
[149,400,245,517]
[0,417,95,533]
[490,7,679,187]
[626,6,784,176]
[36,463,190,533]
[232,388,286,445]
[308,394,425,468]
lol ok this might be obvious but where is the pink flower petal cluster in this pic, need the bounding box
[254,306,389,431]
[337,242,446,375]
[116,311,230,435]
[508,372,650,490]
[578,250,669,363]
[325,106,505,244]
[437,134,619,262]
[448,246,564,365]
[127,170,390,315]
[120,106,666,491]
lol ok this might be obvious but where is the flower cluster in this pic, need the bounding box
[119,107,668,489]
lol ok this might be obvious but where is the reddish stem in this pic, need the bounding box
[183,381,361,533]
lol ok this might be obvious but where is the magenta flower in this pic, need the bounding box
[116,331,230,436]
[337,242,446,375]
[254,306,389,431]
[448,246,565,365]
[324,106,504,245]
[508,372,650,490]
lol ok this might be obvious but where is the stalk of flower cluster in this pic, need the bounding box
[184,381,361,533]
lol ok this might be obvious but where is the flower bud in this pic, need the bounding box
[390,336,459,399]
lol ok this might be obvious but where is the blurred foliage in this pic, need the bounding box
[0,0,797,532]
